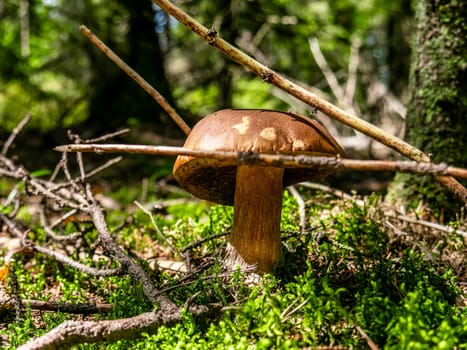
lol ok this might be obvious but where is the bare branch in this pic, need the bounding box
[309,38,346,105]
[84,128,130,144]
[39,207,84,242]
[287,186,306,233]
[356,325,380,350]
[88,201,176,309]
[1,113,32,156]
[387,213,467,240]
[58,152,84,196]
[79,25,191,136]
[0,129,210,348]
[0,297,112,315]
[134,201,183,257]
[0,140,176,308]
[53,143,467,180]
[17,306,210,350]
[48,156,122,192]
[27,177,87,210]
[299,182,363,205]
[181,232,229,253]
[34,243,122,277]
[0,212,121,277]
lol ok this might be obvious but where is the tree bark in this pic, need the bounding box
[388,0,467,217]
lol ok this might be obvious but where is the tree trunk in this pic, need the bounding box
[85,1,178,136]
[388,0,467,218]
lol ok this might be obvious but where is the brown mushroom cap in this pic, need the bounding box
[173,109,344,205]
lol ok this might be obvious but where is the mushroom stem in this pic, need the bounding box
[226,165,284,274]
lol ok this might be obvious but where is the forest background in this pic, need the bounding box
[0,0,414,183]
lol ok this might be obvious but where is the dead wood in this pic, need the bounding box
[0,122,216,349]
[54,143,467,180]
[17,305,211,350]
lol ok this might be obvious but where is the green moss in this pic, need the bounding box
[2,185,465,349]
[389,0,467,216]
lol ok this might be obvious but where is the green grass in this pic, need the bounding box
[1,181,466,349]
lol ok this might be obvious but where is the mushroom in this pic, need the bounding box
[173,109,344,274]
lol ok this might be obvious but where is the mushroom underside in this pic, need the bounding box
[174,163,337,205]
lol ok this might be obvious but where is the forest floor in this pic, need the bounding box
[0,131,466,349]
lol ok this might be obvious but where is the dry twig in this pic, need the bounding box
[54,143,467,180]
[17,305,211,350]
[0,297,112,315]
[356,325,379,350]
[0,120,223,348]
[1,113,32,156]
[287,185,306,233]
[387,214,467,240]
[79,25,191,136]
[0,212,121,277]
[134,200,183,257]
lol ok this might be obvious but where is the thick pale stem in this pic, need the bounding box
[226,165,284,273]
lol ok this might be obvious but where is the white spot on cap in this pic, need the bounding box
[232,116,250,135]
[260,127,277,141]
[293,139,305,149]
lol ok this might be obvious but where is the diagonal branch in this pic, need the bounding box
[308,38,346,106]
[87,199,177,310]
[344,38,361,106]
[0,297,112,315]
[79,25,191,136]
[1,113,32,156]
[0,212,121,277]
[149,0,467,205]
[17,305,211,350]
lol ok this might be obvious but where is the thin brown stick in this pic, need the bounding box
[309,38,345,104]
[287,185,306,233]
[356,325,380,350]
[79,25,191,136]
[0,212,121,277]
[39,207,83,242]
[388,214,467,240]
[54,143,467,179]
[84,128,130,144]
[1,113,32,156]
[88,201,177,310]
[181,232,229,253]
[134,201,182,257]
[150,0,467,205]
[0,297,112,314]
[300,182,362,204]
[49,156,122,194]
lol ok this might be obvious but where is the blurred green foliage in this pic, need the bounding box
[0,0,411,134]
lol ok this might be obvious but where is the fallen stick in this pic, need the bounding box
[54,143,467,179]
[0,297,112,315]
